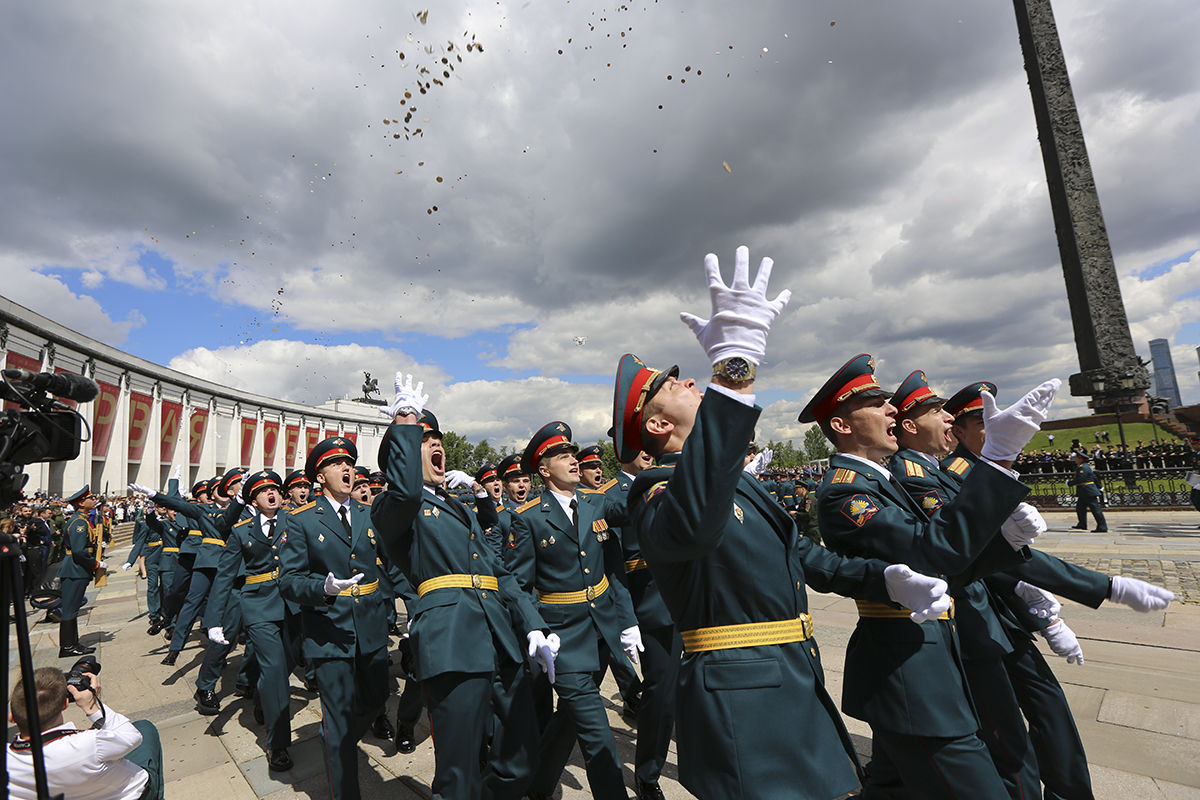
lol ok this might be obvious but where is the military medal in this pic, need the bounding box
[318,533,325,542]
[540,539,548,548]
[734,504,744,524]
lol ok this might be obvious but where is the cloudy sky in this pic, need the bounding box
[2,0,1198,452]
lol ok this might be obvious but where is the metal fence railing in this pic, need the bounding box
[1016,469,1195,510]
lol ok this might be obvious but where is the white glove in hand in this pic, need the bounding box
[171,465,182,484]
[121,562,132,572]
[324,571,365,597]
[1109,575,1174,612]
[127,482,157,499]
[97,561,108,570]
[680,246,792,367]
[1041,619,1084,665]
[1000,503,1045,550]
[527,631,560,684]
[208,627,230,645]
[744,452,764,475]
[980,379,1061,462]
[444,470,473,490]
[761,447,773,469]
[381,372,429,418]
[621,625,645,665]
[1015,581,1061,619]
[883,564,952,623]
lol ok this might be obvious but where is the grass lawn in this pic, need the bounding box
[1026,420,1182,452]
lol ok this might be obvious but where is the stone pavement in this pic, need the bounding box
[6,509,1200,799]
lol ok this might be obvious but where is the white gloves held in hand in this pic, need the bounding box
[1001,502,1047,550]
[680,246,791,367]
[979,379,1061,462]
[883,564,952,624]
[444,470,474,490]
[1109,575,1174,612]
[127,482,157,499]
[621,625,645,666]
[324,571,364,597]
[527,631,561,684]
[1015,581,1061,619]
[1041,619,1084,665]
[97,560,108,570]
[382,373,429,419]
[208,627,230,645]
[121,562,132,572]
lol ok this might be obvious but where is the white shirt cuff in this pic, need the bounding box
[707,383,756,407]
[980,457,1020,480]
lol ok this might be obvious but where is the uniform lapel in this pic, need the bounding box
[315,499,352,546]
[738,473,795,543]
[539,491,577,542]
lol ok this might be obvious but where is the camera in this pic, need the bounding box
[65,655,101,691]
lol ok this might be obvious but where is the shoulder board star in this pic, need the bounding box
[289,501,317,515]
[515,497,541,514]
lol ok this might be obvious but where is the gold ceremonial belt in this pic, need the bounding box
[681,614,815,653]
[538,574,610,605]
[162,547,180,553]
[64,549,72,555]
[147,541,163,547]
[339,579,380,597]
[855,598,955,621]
[417,573,500,598]
[201,537,226,547]
[245,568,279,585]
[187,530,202,537]
[1076,481,1094,485]
[624,558,648,573]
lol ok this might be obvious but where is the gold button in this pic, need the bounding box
[272,545,277,550]
[810,646,816,657]
[354,598,360,604]
[796,581,801,590]
[580,551,586,556]
[274,556,279,561]
[351,554,356,559]
[481,591,488,598]
[584,568,590,574]
[470,534,475,540]
[472,553,479,560]
[590,602,596,608]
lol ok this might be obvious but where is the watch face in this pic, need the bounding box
[725,358,750,380]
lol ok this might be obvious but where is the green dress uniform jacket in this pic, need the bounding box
[58,512,97,581]
[818,451,1029,737]
[601,472,672,631]
[630,390,895,800]
[205,509,289,627]
[126,516,156,566]
[152,494,229,569]
[1068,463,1102,498]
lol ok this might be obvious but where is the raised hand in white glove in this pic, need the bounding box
[324,571,364,597]
[127,482,157,499]
[680,246,792,367]
[1109,575,1175,612]
[1015,581,1061,619]
[527,631,560,684]
[382,373,429,418]
[171,465,182,484]
[121,562,132,572]
[621,625,645,666]
[444,470,473,490]
[760,447,774,470]
[1001,503,1046,550]
[883,564,952,623]
[1041,619,1084,665]
[744,452,764,475]
[980,379,1061,462]
[208,627,230,645]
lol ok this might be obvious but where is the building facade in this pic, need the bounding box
[1148,338,1183,409]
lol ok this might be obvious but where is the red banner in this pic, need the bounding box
[160,401,182,463]
[127,392,153,462]
[189,409,209,465]
[285,425,300,466]
[4,352,42,411]
[325,428,339,441]
[53,367,80,409]
[240,417,256,467]
[262,420,280,465]
[343,431,357,446]
[91,381,121,458]
[305,427,319,457]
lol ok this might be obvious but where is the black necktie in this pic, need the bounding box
[570,498,579,528]
[436,487,470,526]
[267,518,276,539]
[338,506,352,538]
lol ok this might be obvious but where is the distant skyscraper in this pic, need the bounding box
[1148,339,1182,408]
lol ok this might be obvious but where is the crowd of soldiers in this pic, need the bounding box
[1015,438,1199,476]
[27,247,1189,800]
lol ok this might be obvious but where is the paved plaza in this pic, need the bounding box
[7,509,1200,799]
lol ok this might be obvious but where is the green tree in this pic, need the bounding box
[599,441,619,481]
[440,430,476,472]
[803,425,832,464]
[471,439,500,471]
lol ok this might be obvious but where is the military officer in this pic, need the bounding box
[372,374,553,800]
[576,445,605,489]
[57,485,103,658]
[278,437,393,800]
[498,453,533,506]
[284,470,311,509]
[142,504,184,633]
[617,246,952,799]
[1069,451,1108,532]
[807,356,1061,799]
[509,421,641,800]
[150,475,218,638]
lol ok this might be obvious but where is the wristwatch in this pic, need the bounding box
[712,357,755,383]
[396,406,418,418]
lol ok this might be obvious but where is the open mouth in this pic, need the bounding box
[430,451,445,473]
[886,422,897,440]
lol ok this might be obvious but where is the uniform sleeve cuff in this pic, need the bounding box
[707,383,756,407]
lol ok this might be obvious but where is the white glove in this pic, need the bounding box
[621,625,645,666]
[527,631,560,684]
[744,452,764,475]
[97,560,108,570]
[680,246,792,367]
[1109,575,1174,612]
[1041,619,1084,665]
[444,470,473,490]
[208,627,230,645]
[883,564,952,624]
[121,562,132,572]
[127,482,157,499]
[382,372,429,418]
[1000,503,1046,550]
[760,447,773,469]
[1015,581,1061,619]
[324,571,365,597]
[170,465,182,485]
[980,379,1061,462]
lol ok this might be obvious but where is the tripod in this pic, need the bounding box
[1,535,60,800]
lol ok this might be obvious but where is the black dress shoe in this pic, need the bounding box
[58,643,94,658]
[636,777,666,800]
[74,642,97,655]
[622,692,641,718]
[231,685,251,698]
[394,726,416,754]
[161,650,179,666]
[371,713,395,741]
[147,619,166,636]
[268,748,294,771]
[301,677,319,693]
[1070,525,1087,530]
[1093,528,1109,532]
[195,689,221,715]
[388,622,403,637]
[254,701,265,726]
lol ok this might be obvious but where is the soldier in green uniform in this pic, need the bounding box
[284,470,311,509]
[807,356,1061,800]
[278,437,393,800]
[57,485,103,658]
[576,445,606,489]
[1068,451,1107,532]
[372,376,552,800]
[499,453,533,506]
[617,247,953,799]
[142,504,183,633]
[509,421,641,800]
[149,477,215,638]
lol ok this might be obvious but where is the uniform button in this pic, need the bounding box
[796,581,802,590]
[350,554,356,559]
[272,545,277,550]
[580,551,586,557]
[810,646,816,657]
[472,553,479,560]
[590,602,596,608]
[470,534,475,540]
[481,591,488,598]
[584,568,590,574]
[274,556,279,561]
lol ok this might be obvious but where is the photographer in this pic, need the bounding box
[7,665,164,800]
